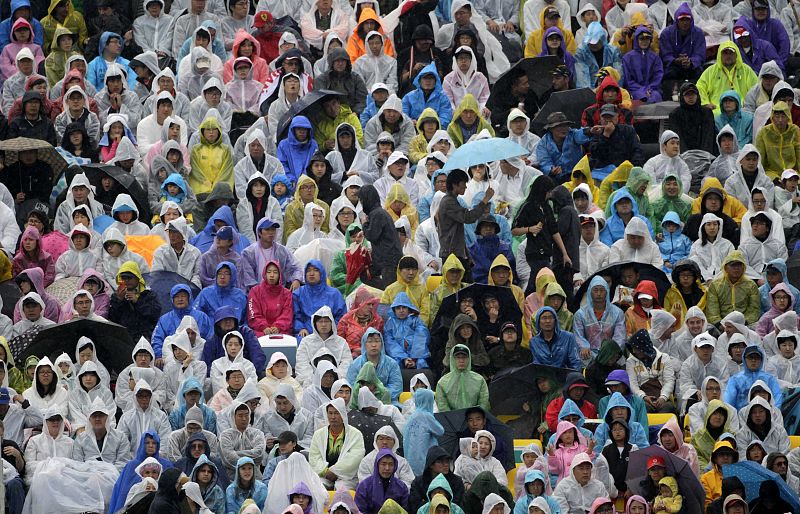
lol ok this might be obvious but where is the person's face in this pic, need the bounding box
[216,266,232,288]
[173,291,190,309]
[754,4,768,19]
[460,109,478,126]
[726,261,744,281]
[774,290,791,312]
[136,389,153,410]
[715,451,735,466]
[305,265,321,285]
[747,444,766,462]
[590,285,606,304]
[615,198,632,216]
[695,345,713,363]
[490,266,510,286]
[367,35,383,56]
[431,457,450,475]
[400,266,417,282]
[191,0,206,12]
[455,354,469,369]
[311,161,328,181]
[298,182,315,202]
[700,380,720,402]
[538,311,556,332]
[718,135,736,155]
[454,5,471,24]
[456,53,472,73]
[336,208,355,229]
[458,324,473,340]
[366,334,382,357]
[489,505,505,514]
[228,370,245,389]
[420,74,436,91]
[573,462,592,485]
[708,409,726,428]
[771,456,789,476]
[89,411,108,430]
[626,234,645,249]
[22,302,41,320]
[721,49,737,67]
[259,227,278,246]
[234,407,250,430]
[611,422,626,442]
[282,58,300,74]
[239,463,254,482]
[546,33,561,51]
[156,101,173,120]
[750,404,768,425]
[628,501,646,514]
[314,316,332,336]
[377,455,395,478]
[225,337,242,357]
[326,404,343,425]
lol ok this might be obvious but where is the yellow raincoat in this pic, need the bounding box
[697,41,758,115]
[565,156,601,201]
[754,101,800,181]
[597,160,633,209]
[690,177,747,223]
[447,94,494,148]
[314,104,364,148]
[188,116,234,197]
[488,254,530,345]
[44,25,80,87]
[380,261,432,326]
[431,254,468,320]
[384,182,419,238]
[282,175,331,243]
[524,7,577,57]
[116,260,146,292]
[41,0,87,52]
[704,250,761,325]
[408,108,441,164]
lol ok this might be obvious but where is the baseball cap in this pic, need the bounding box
[195,55,211,69]
[544,6,560,18]
[253,10,274,28]
[580,215,596,225]
[677,10,692,18]
[744,345,762,358]
[387,151,409,167]
[733,26,750,39]
[259,219,280,230]
[638,293,654,301]
[587,28,604,44]
[216,226,234,240]
[600,103,617,117]
[0,388,10,405]
[781,169,799,181]
[568,379,589,391]
[453,346,470,356]
[692,333,716,348]
[500,322,517,333]
[551,64,571,77]
[370,82,390,94]
[647,456,666,469]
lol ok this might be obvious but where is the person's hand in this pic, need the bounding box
[482,106,491,118]
[580,348,591,360]
[298,329,309,338]
[589,125,603,136]
[110,93,121,110]
[550,165,562,176]
[404,358,416,369]
[359,212,369,224]
[487,19,500,32]
[183,352,193,366]
[504,21,515,33]
[664,261,672,270]
[324,139,335,151]
[124,30,133,43]
[324,470,338,482]
[413,62,425,73]
[154,358,164,369]
[266,437,276,450]
[656,232,664,242]
[483,186,495,202]
[14,192,24,204]
[654,397,665,408]
[704,103,716,110]
[602,121,615,137]
[537,422,548,434]
[128,375,136,391]
[586,438,595,454]
[485,335,500,345]
[266,327,279,334]
[488,306,499,319]
[125,290,139,303]
[2,446,20,460]
[792,196,800,204]
[562,254,572,269]
[290,280,302,291]
[530,222,543,235]
[574,279,583,289]
[12,394,22,404]
[346,169,359,177]
[464,306,477,320]
[546,444,555,456]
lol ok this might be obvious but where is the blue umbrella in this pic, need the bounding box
[442,138,529,171]
[723,461,800,512]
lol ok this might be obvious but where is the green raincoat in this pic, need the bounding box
[44,25,80,87]
[0,335,32,393]
[461,472,514,514]
[690,399,733,469]
[378,499,408,514]
[435,344,490,412]
[697,41,758,115]
[542,281,573,332]
[189,116,235,197]
[705,250,761,325]
[350,360,391,408]
[446,94,494,148]
[650,173,692,231]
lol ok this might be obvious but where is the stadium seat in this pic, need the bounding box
[497,415,520,423]
[647,413,677,427]
[514,439,543,453]
[507,464,521,495]
[791,436,800,449]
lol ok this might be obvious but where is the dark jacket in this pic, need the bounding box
[408,446,466,514]
[393,0,437,54]
[108,289,162,343]
[1,159,53,205]
[201,305,266,374]
[396,25,450,95]
[148,468,190,514]
[667,82,717,155]
[307,151,342,206]
[683,185,740,245]
[462,472,514,514]
[359,185,403,272]
[315,48,368,115]
[588,122,644,169]
[8,92,57,146]
[549,185,580,270]
[438,191,488,260]
[172,432,230,489]
[600,419,632,494]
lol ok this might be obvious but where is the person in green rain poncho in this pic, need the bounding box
[435,344,490,412]
[584,339,624,397]
[350,360,391,409]
[0,338,31,393]
[330,222,371,296]
[605,166,653,220]
[544,281,573,332]
[650,173,692,237]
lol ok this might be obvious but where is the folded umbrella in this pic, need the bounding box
[442,138,529,172]
[532,88,596,135]
[626,445,705,514]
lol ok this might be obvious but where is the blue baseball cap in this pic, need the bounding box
[0,388,11,405]
[216,226,234,240]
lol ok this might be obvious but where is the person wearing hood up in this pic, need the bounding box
[246,259,293,337]
[132,0,173,57]
[115,378,172,455]
[724,345,783,411]
[735,395,790,459]
[684,178,743,246]
[608,217,663,270]
[764,329,800,387]
[234,128,283,196]
[698,42,758,115]
[597,369,649,432]
[106,193,149,236]
[402,63,454,126]
[408,447,466,514]
[620,25,662,103]
[308,396,365,489]
[187,78,233,135]
[572,214,609,289]
[67,360,115,433]
[552,455,613,514]
[137,93,189,160]
[573,276,627,361]
[732,18,781,75]
[295,305,352,386]
[222,29,268,84]
[106,260,161,340]
[666,81,717,155]
[7,89,57,145]
[573,21,622,90]
[194,260,247,321]
[443,45,489,114]
[53,84,100,144]
[356,447,410,514]
[169,375,217,434]
[364,94,417,154]
[759,258,800,316]
[93,62,142,130]
[592,391,650,449]
[742,59,782,113]
[655,211,691,273]
[353,29,398,93]
[22,407,73,487]
[677,331,728,406]
[513,470,559,514]
[358,184,404,288]
[328,123,378,185]
[151,217,202,287]
[72,395,132,473]
[115,337,166,412]
[436,345,490,412]
[657,3,706,84]
[625,329,676,413]
[705,250,761,326]
[747,0,791,67]
[19,354,65,416]
[188,114,234,200]
[739,211,787,279]
[151,284,214,360]
[262,385,314,450]
[642,131,691,192]
[755,101,800,179]
[529,306,582,370]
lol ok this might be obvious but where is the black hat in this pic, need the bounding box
[277,431,297,444]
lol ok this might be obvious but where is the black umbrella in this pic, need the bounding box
[531,88,596,134]
[0,280,20,319]
[434,408,515,471]
[488,363,577,416]
[142,271,202,316]
[570,261,670,312]
[276,89,344,143]
[80,163,151,224]
[626,445,705,514]
[490,57,561,104]
[347,410,403,455]
[15,319,135,375]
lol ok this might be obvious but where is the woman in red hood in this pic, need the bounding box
[247,260,293,337]
[624,280,660,336]
[6,74,59,121]
[223,29,269,84]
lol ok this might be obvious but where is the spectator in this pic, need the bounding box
[621,25,663,103]
[668,82,717,155]
[658,3,706,86]
[575,22,623,89]
[715,90,753,146]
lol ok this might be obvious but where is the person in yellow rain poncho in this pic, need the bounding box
[689,177,747,223]
[565,156,600,200]
[705,250,761,325]
[44,25,80,87]
[487,254,530,345]
[597,160,632,210]
[755,101,800,181]
[697,41,757,115]
[446,94,494,148]
[40,0,88,52]
[384,183,419,238]
[188,115,234,199]
[380,256,432,326]
[430,254,468,322]
[282,175,331,243]
[524,5,576,58]
[408,108,441,165]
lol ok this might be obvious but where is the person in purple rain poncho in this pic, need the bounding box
[538,27,576,81]
[658,3,706,85]
[355,448,410,514]
[747,0,790,70]
[732,18,781,74]
[622,26,663,103]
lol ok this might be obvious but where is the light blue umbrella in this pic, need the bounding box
[442,138,529,172]
[723,461,800,512]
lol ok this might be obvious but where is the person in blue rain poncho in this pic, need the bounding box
[546,399,593,447]
[190,454,227,514]
[714,90,753,146]
[657,211,692,273]
[529,306,583,369]
[724,344,783,410]
[513,470,561,514]
[191,205,252,254]
[151,284,214,359]
[592,392,650,448]
[572,276,627,358]
[168,376,218,433]
[348,327,404,404]
[758,258,800,314]
[384,292,431,369]
[201,305,266,374]
[468,214,514,284]
[574,21,623,89]
[596,369,649,433]
[414,472,467,514]
[417,168,449,224]
[108,430,174,514]
[271,173,295,212]
[293,259,347,336]
[401,63,453,127]
[277,116,319,185]
[193,261,248,322]
[404,388,445,477]
[86,31,137,91]
[226,456,267,514]
[599,189,655,246]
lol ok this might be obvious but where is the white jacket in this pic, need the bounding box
[356,425,415,487]
[308,398,365,489]
[67,361,116,431]
[677,348,730,405]
[625,348,676,401]
[23,406,74,485]
[687,376,740,435]
[71,396,132,471]
[261,383,316,449]
[576,210,610,284]
[218,402,266,478]
[22,357,69,414]
[151,217,203,288]
[642,130,692,193]
[209,331,259,395]
[234,131,285,197]
[133,2,174,55]
[609,217,663,268]
[553,453,614,514]
[116,338,166,412]
[294,306,353,387]
[53,174,106,234]
[688,213,735,281]
[115,379,171,452]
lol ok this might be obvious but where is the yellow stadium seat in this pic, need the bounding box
[497,415,520,423]
[514,439,543,453]
[647,413,677,427]
[791,436,800,449]
[507,465,520,495]
[399,392,412,403]
[426,275,442,293]
[683,415,692,442]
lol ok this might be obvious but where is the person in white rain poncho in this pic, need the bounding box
[164,405,220,462]
[0,386,42,446]
[133,0,174,56]
[328,187,362,244]
[416,191,444,272]
[355,386,406,431]
[262,383,315,449]
[303,360,340,415]
[328,123,379,185]
[54,352,76,392]
[215,377,266,433]
[295,305,353,387]
[162,315,207,368]
[552,452,614,514]
[234,129,285,197]
[671,306,709,357]
[353,31,399,92]
[67,360,116,432]
[106,136,150,193]
[23,407,73,485]
[65,290,107,324]
[735,395,791,458]
[481,494,512,514]
[462,163,498,212]
[774,169,800,230]
[574,214,610,288]
[116,379,171,452]
[219,401,265,479]
[724,144,776,206]
[257,352,303,404]
[287,202,327,252]
[188,77,232,134]
[107,194,150,236]
[136,91,189,160]
[677,332,730,412]
[505,108,540,159]
[309,397,366,489]
[226,57,263,114]
[609,217,663,268]
[54,224,101,280]
[151,217,203,288]
[72,396,132,471]
[312,377,351,430]
[22,356,68,413]
[210,331,258,395]
[183,480,213,514]
[455,430,507,486]
[738,211,788,274]
[54,85,101,145]
[53,173,105,234]
[265,452,329,514]
[689,213,735,282]
[443,46,490,112]
[12,293,55,337]
[123,461,161,510]
[364,94,416,154]
[100,228,151,288]
[143,69,191,124]
[686,375,739,436]
[178,47,224,100]
[267,72,304,145]
[740,187,785,243]
[95,64,143,128]
[357,424,415,487]
[707,125,741,184]
[643,131,691,193]
[766,329,800,388]
[648,310,683,368]
[116,338,166,412]
[162,330,208,411]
